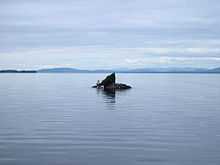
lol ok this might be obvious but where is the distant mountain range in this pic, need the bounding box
[38,67,220,73]
[1,67,220,73]
[38,68,118,73]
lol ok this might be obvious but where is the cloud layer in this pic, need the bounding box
[1,0,220,69]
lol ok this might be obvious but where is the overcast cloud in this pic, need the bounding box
[1,0,220,69]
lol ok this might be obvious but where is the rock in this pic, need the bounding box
[93,73,131,90]
[99,72,115,88]
[115,83,132,89]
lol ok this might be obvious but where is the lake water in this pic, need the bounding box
[0,73,220,165]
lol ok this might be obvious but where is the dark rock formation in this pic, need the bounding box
[92,73,131,90]
[114,83,132,89]
[99,72,116,90]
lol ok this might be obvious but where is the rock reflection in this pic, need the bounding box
[96,89,116,104]
[96,88,131,111]
[102,89,116,104]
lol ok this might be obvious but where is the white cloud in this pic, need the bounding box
[1,46,220,69]
[125,56,220,68]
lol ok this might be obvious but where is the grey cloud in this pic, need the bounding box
[1,0,220,68]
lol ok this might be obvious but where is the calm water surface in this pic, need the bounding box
[0,74,220,165]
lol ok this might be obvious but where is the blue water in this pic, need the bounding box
[0,74,220,165]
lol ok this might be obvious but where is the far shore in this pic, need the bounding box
[1,67,220,74]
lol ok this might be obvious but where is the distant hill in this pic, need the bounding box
[38,67,89,73]
[1,67,220,73]
[37,67,220,73]
[124,67,209,73]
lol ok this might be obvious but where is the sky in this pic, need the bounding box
[1,0,220,69]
